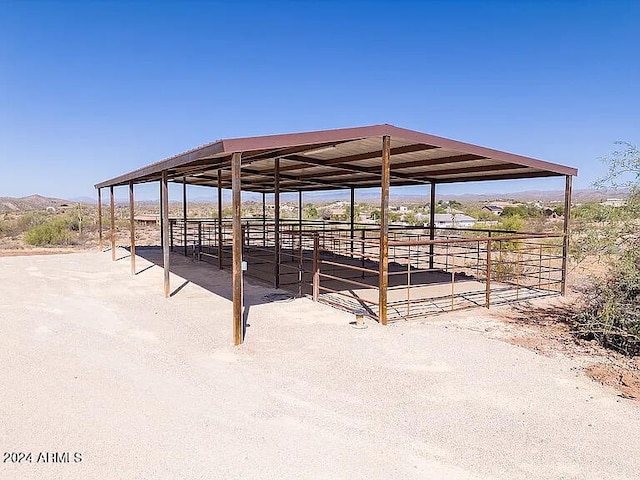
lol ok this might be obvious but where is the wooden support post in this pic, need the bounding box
[274,158,281,289]
[350,187,355,254]
[429,181,436,269]
[313,233,319,301]
[217,169,223,269]
[161,171,170,298]
[379,135,391,325]
[182,177,188,257]
[97,188,103,251]
[561,175,572,296]
[110,186,115,261]
[231,152,243,346]
[129,182,135,275]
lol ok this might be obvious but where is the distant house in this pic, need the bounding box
[601,198,627,208]
[328,207,346,218]
[134,214,160,225]
[482,205,503,215]
[427,213,476,228]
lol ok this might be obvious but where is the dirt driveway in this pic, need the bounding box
[1,249,639,479]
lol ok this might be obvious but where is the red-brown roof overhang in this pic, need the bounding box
[95,124,577,192]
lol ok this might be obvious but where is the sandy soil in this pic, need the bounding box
[497,298,640,400]
[1,249,639,479]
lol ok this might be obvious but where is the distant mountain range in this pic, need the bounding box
[0,188,630,213]
[0,194,82,213]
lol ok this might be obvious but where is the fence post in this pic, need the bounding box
[361,229,366,279]
[313,233,320,301]
[561,175,573,295]
[451,270,455,311]
[406,245,411,316]
[170,219,174,251]
[485,238,492,308]
[538,244,543,288]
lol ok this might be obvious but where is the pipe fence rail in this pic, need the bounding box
[168,218,564,322]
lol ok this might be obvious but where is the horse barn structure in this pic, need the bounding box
[95,124,577,345]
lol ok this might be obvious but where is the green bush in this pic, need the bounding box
[16,212,45,232]
[574,248,640,355]
[570,142,640,355]
[24,218,71,246]
[497,215,525,232]
[501,204,544,218]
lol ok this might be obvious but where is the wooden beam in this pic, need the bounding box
[239,141,353,162]
[248,143,437,176]
[292,169,374,180]
[561,175,573,296]
[434,170,556,184]
[110,186,115,261]
[388,153,484,171]
[379,136,391,326]
[129,182,135,275]
[231,152,243,345]
[283,155,431,185]
[398,162,523,178]
[97,188,103,251]
[253,154,483,184]
[240,165,347,189]
[161,171,170,298]
[297,143,438,168]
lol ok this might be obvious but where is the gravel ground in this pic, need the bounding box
[1,248,639,480]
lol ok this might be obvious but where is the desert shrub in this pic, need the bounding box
[497,215,524,232]
[24,218,71,246]
[571,142,640,355]
[16,212,46,233]
[573,248,640,355]
[501,204,544,218]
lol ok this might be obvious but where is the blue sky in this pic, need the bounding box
[1,0,638,201]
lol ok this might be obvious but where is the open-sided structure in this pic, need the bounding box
[96,124,577,345]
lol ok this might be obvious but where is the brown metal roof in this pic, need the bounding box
[95,124,577,192]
